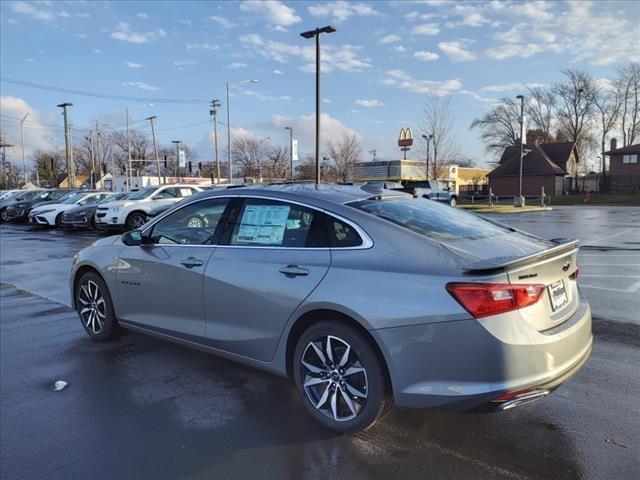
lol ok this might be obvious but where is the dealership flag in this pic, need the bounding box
[292,139,299,161]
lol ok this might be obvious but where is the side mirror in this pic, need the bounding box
[122,230,143,246]
[444,186,451,191]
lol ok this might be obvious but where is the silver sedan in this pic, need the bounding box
[70,184,592,433]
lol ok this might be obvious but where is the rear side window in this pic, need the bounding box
[326,216,362,247]
[349,198,510,241]
[229,198,328,248]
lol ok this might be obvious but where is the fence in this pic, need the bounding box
[564,174,640,194]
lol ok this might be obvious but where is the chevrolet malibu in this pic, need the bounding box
[70,184,592,433]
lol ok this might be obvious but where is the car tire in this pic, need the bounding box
[185,214,206,228]
[125,211,147,231]
[55,213,64,228]
[75,271,122,341]
[0,208,7,223]
[449,196,457,207]
[293,320,392,433]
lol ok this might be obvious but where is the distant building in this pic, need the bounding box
[604,139,640,192]
[353,160,489,195]
[487,141,578,196]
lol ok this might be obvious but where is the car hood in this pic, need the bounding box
[65,204,98,215]
[99,200,138,209]
[31,203,65,212]
[92,235,121,247]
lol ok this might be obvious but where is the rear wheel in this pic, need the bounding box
[54,213,64,228]
[0,208,7,223]
[125,211,147,231]
[75,272,122,341]
[293,320,392,433]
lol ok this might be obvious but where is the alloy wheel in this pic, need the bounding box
[130,214,146,229]
[78,280,106,334]
[300,335,368,422]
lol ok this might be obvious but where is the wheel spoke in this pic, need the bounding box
[344,380,368,399]
[330,389,338,420]
[310,341,327,366]
[325,336,334,365]
[304,377,329,388]
[343,366,365,377]
[80,307,92,315]
[340,387,357,416]
[79,286,90,305]
[315,384,330,409]
[84,310,92,328]
[338,344,350,368]
[301,360,325,374]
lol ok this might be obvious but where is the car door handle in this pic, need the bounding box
[181,257,204,268]
[279,265,309,277]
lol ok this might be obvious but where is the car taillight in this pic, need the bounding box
[446,282,545,319]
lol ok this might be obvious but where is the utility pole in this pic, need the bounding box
[172,140,182,179]
[210,99,221,183]
[285,126,293,180]
[95,121,102,186]
[421,134,433,180]
[20,113,29,187]
[87,130,95,189]
[125,106,132,192]
[146,116,162,185]
[369,149,377,161]
[57,102,74,189]
[0,143,14,188]
[516,94,525,207]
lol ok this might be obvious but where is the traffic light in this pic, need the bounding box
[198,162,202,170]
[164,155,168,169]
[50,158,55,170]
[188,161,192,173]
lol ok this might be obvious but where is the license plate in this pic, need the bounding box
[548,280,568,311]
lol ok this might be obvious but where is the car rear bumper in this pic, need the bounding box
[374,296,592,411]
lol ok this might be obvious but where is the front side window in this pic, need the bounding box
[349,197,511,241]
[148,198,229,245]
[230,198,328,248]
[128,187,157,200]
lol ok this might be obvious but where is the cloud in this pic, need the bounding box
[174,60,197,69]
[240,1,301,26]
[75,33,87,39]
[411,23,440,36]
[110,22,165,44]
[379,34,401,44]
[354,99,384,108]
[273,69,283,75]
[481,82,544,92]
[383,69,463,95]
[58,11,70,18]
[187,43,219,51]
[241,90,291,101]
[438,41,476,62]
[228,62,248,69]
[308,1,382,22]
[208,15,235,28]
[137,13,149,19]
[92,49,102,54]
[392,45,408,53]
[76,12,91,18]
[414,50,439,61]
[122,81,158,91]
[10,1,55,22]
[125,61,143,69]
[485,43,545,60]
[263,113,361,151]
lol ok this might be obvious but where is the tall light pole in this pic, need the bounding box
[172,140,182,179]
[516,94,525,206]
[0,143,14,188]
[209,99,222,184]
[146,116,162,185]
[20,113,29,187]
[301,25,336,185]
[57,102,74,189]
[226,80,258,184]
[422,133,433,180]
[125,103,153,191]
[86,131,95,189]
[285,126,293,181]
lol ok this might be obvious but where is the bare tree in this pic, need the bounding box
[231,137,272,180]
[552,69,597,169]
[525,86,556,143]
[109,129,151,175]
[264,145,289,180]
[470,97,521,155]
[421,93,456,178]
[593,80,623,175]
[615,63,640,146]
[32,150,66,187]
[326,133,362,182]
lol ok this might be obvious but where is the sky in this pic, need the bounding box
[1,0,639,172]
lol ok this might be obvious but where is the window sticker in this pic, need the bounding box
[179,188,193,197]
[237,204,291,245]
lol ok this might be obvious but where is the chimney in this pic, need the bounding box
[610,138,617,152]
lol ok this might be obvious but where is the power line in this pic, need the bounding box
[1,77,208,104]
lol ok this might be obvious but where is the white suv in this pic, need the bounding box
[95,184,202,231]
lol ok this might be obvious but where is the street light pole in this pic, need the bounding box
[516,94,525,206]
[20,113,29,187]
[172,140,182,179]
[87,131,95,189]
[210,99,221,184]
[422,133,433,180]
[226,79,258,184]
[285,126,293,180]
[301,25,336,185]
[57,102,74,189]
[146,116,162,185]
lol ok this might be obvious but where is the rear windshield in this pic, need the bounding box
[348,198,510,241]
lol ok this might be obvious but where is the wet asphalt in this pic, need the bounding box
[1,206,639,480]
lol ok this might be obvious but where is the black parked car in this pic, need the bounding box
[4,189,80,223]
[60,192,128,229]
[0,190,44,222]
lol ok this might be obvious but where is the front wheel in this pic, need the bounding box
[293,320,392,433]
[125,211,147,231]
[449,196,457,207]
[75,272,122,341]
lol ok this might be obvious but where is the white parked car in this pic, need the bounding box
[28,191,112,227]
[95,184,203,231]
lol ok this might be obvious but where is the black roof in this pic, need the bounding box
[604,143,640,155]
[489,142,575,177]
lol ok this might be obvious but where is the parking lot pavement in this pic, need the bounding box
[483,206,640,325]
[1,209,639,480]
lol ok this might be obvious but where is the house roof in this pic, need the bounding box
[489,142,575,178]
[604,143,640,155]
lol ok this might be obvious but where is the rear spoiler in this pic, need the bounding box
[462,238,579,273]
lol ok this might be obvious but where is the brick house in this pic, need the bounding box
[604,140,640,192]
[487,142,578,196]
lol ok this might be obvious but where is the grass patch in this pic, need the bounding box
[549,193,640,205]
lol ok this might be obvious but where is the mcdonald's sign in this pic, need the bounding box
[398,128,414,147]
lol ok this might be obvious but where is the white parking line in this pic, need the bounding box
[579,274,640,277]
[581,228,638,246]
[579,264,640,266]
[581,281,640,293]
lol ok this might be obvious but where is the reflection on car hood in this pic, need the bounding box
[91,235,121,247]
[65,204,98,215]
[31,203,64,212]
